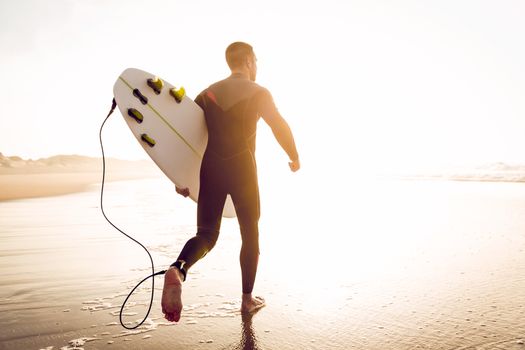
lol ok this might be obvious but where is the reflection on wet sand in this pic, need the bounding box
[225,311,262,350]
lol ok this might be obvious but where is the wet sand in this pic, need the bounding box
[1,178,525,349]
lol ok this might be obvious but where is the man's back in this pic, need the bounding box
[195,73,280,159]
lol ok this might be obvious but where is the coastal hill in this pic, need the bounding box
[0,153,162,201]
[0,153,160,176]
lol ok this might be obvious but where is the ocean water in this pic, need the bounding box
[1,177,525,349]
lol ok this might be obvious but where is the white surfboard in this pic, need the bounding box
[113,68,236,218]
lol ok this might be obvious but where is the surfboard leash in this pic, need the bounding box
[99,98,166,330]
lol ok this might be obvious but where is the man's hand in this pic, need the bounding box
[175,186,190,197]
[288,158,300,172]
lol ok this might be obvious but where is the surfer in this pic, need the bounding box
[162,42,300,322]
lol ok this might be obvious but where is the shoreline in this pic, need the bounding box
[0,172,161,202]
[3,171,524,203]
[2,177,525,349]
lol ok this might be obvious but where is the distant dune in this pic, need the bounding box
[0,153,162,201]
[0,153,160,175]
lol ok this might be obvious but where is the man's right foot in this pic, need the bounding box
[161,267,184,322]
[241,294,266,313]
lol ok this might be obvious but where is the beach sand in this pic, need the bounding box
[1,178,525,349]
[0,154,162,201]
[0,172,159,201]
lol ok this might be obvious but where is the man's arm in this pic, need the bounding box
[258,89,300,172]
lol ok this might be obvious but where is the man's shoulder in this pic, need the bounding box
[195,76,273,109]
[210,76,269,92]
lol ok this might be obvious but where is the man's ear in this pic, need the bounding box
[245,57,253,69]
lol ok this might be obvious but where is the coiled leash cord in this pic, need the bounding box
[99,98,166,329]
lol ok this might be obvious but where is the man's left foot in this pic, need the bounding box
[241,295,266,313]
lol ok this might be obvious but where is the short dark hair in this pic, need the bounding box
[225,42,254,70]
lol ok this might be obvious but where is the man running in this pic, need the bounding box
[161,42,300,322]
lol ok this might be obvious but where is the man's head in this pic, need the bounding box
[225,42,257,81]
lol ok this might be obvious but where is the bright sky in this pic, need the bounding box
[1,0,524,173]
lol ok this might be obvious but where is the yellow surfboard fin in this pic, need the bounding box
[170,87,186,103]
[127,108,144,123]
[140,133,156,147]
[147,76,164,95]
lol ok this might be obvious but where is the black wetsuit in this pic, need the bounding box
[172,73,298,294]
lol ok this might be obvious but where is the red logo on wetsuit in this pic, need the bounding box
[206,91,218,105]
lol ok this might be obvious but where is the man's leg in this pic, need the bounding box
[234,196,265,313]
[175,189,226,271]
[230,155,265,313]
[162,160,227,322]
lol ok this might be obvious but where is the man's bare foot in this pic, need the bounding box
[161,267,184,322]
[241,294,266,313]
